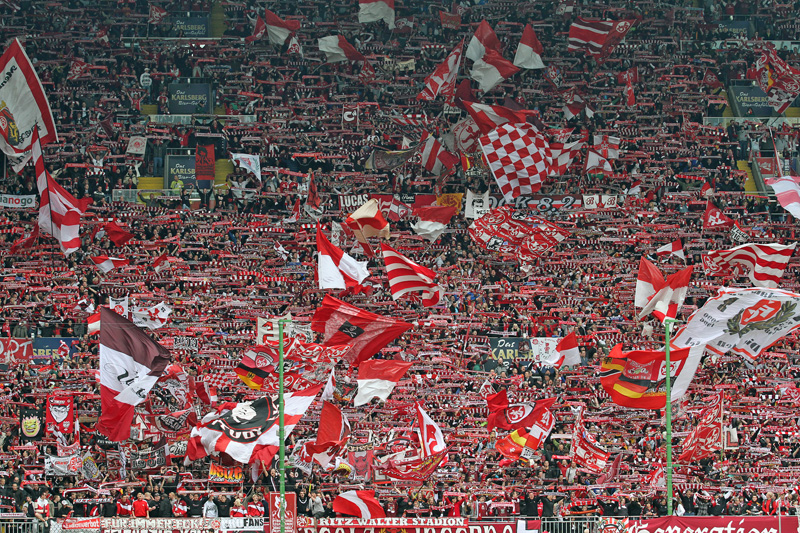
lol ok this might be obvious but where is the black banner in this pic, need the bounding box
[130,446,168,470]
[167,155,196,189]
[168,83,213,114]
[171,16,209,38]
[19,407,44,442]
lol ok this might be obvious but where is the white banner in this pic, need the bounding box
[582,194,618,209]
[465,190,490,219]
[527,337,559,364]
[126,136,147,155]
[0,194,36,208]
[45,454,82,476]
[231,153,261,181]
[672,287,800,361]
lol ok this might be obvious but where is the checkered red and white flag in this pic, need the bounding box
[548,140,583,176]
[479,123,551,202]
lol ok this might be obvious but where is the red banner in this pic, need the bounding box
[0,337,32,364]
[268,492,297,533]
[628,516,799,533]
[195,144,216,184]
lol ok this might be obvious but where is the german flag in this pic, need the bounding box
[234,348,275,390]
[495,428,530,460]
[599,344,690,409]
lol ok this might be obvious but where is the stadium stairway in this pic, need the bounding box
[210,1,226,38]
[141,104,158,115]
[215,158,234,187]
[786,107,800,118]
[737,160,759,193]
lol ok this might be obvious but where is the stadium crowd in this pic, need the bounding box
[1,0,800,526]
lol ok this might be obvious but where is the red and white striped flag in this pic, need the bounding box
[548,140,583,176]
[333,490,386,519]
[380,242,441,306]
[306,401,351,467]
[567,18,634,60]
[703,243,796,288]
[480,122,551,201]
[656,239,685,261]
[420,134,458,175]
[87,311,100,335]
[264,9,300,45]
[469,47,520,92]
[635,258,693,322]
[543,332,580,368]
[514,24,545,69]
[358,0,395,28]
[417,39,463,102]
[90,255,129,274]
[33,126,92,256]
[67,60,91,81]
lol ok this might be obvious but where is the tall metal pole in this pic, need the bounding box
[278,318,286,533]
[664,318,676,516]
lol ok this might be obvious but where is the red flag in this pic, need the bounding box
[103,220,134,247]
[245,16,266,44]
[46,395,74,435]
[485,389,556,431]
[354,359,413,407]
[333,491,385,519]
[306,401,350,466]
[311,294,412,365]
[10,225,38,254]
[417,39,463,102]
[679,393,724,462]
[625,77,636,107]
[380,242,442,306]
[195,144,215,184]
[148,5,168,24]
[703,201,735,229]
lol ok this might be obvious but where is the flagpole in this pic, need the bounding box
[278,318,286,533]
[664,317,676,516]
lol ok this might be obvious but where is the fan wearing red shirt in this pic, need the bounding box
[116,495,133,517]
[248,493,265,516]
[230,498,248,517]
[172,494,189,517]
[133,493,150,518]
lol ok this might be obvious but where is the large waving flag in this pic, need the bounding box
[318,35,365,63]
[264,10,300,45]
[345,198,390,257]
[635,258,693,322]
[600,345,691,409]
[316,225,369,290]
[311,294,413,365]
[470,48,520,92]
[0,39,58,171]
[33,126,92,256]
[306,401,351,467]
[703,243,795,288]
[417,39,463,102]
[333,491,386,519]
[466,20,502,62]
[358,0,395,28]
[514,24,545,69]
[486,389,556,431]
[354,359,413,406]
[380,242,442,306]
[96,308,170,441]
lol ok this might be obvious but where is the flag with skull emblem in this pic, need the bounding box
[46,394,74,435]
[187,384,322,465]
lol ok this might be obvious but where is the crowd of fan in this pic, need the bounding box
[1,0,800,526]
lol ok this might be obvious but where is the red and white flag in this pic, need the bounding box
[90,255,129,274]
[131,302,172,330]
[333,490,386,519]
[10,225,38,254]
[318,35,365,63]
[380,242,442,307]
[306,401,351,467]
[636,262,693,323]
[33,126,92,256]
[67,60,91,81]
[703,243,796,288]
[480,122,551,202]
[316,225,369,290]
[470,47,520,92]
[679,393,724,462]
[417,39,463,102]
[514,24,545,69]
[312,294,412,365]
[358,0,395,28]
[463,101,527,135]
[764,151,800,219]
[188,385,320,464]
[284,198,301,224]
[420,134,458,175]
[567,18,634,60]
[345,198,390,257]
[87,312,100,335]
[148,5,167,24]
[585,149,612,175]
[593,134,620,159]
[415,403,447,457]
[466,20,502,62]
[411,205,457,241]
[486,389,556,431]
[354,359,413,407]
[245,16,266,44]
[656,239,685,261]
[548,140,583,176]
[702,201,734,229]
[0,39,58,171]
[264,10,300,45]
[570,408,609,471]
[625,77,636,107]
[104,220,134,246]
[548,332,581,369]
[563,93,594,119]
[95,308,170,441]
[153,252,169,273]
